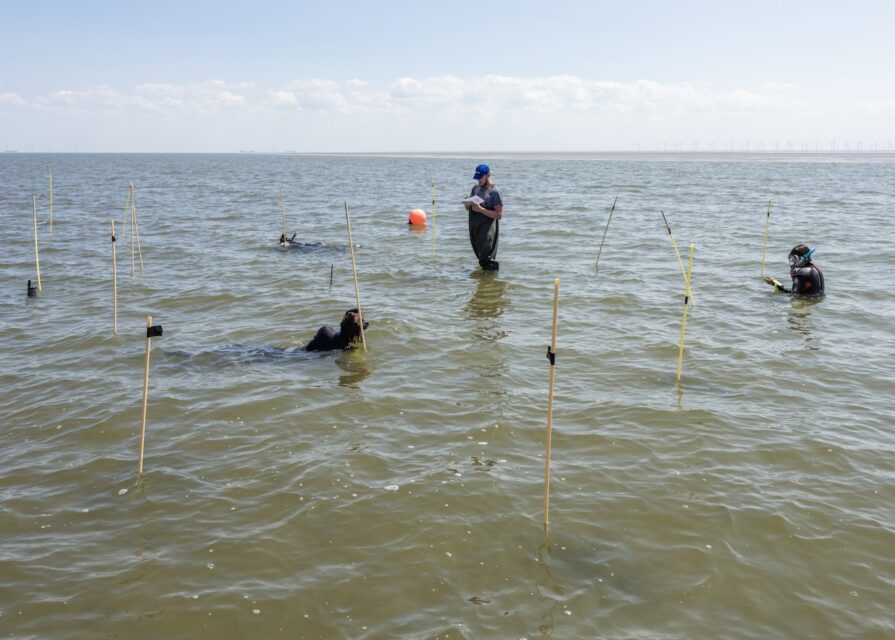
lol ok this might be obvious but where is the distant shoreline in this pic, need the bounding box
[4,150,895,163]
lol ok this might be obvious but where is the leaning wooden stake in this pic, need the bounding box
[32,196,42,291]
[543,278,560,527]
[594,196,618,272]
[661,211,695,305]
[431,180,437,259]
[131,187,144,277]
[138,315,153,474]
[48,170,54,235]
[122,184,133,246]
[111,221,118,335]
[344,202,367,351]
[279,186,287,240]
[760,199,772,276]
[676,243,695,383]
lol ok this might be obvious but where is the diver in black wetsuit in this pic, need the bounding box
[305,309,368,351]
[764,244,825,296]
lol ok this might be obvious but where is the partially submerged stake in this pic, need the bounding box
[138,316,163,475]
[431,180,437,259]
[48,170,54,235]
[344,202,367,351]
[329,264,334,288]
[543,278,560,527]
[279,186,287,240]
[594,196,618,272]
[661,211,695,305]
[32,196,42,292]
[676,243,695,383]
[760,199,772,276]
[130,185,144,277]
[111,221,118,335]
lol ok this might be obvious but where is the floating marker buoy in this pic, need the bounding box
[408,209,427,226]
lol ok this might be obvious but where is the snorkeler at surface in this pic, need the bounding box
[304,308,368,351]
[279,233,297,246]
[764,244,825,296]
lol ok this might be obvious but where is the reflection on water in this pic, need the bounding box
[788,297,823,350]
[336,349,373,387]
[535,536,562,637]
[465,271,510,410]
[466,271,508,321]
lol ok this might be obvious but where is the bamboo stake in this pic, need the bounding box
[344,202,367,351]
[431,180,437,259]
[660,211,695,305]
[120,184,132,249]
[138,315,153,474]
[760,199,772,276]
[131,186,144,276]
[676,243,695,383]
[111,221,118,335]
[48,170,54,235]
[594,196,618,272]
[32,196,42,292]
[329,264,334,288]
[543,278,560,527]
[279,186,287,241]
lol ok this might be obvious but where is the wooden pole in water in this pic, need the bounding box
[431,180,437,259]
[760,199,772,276]
[111,221,118,335]
[48,170,54,235]
[129,184,136,277]
[661,211,695,305]
[344,202,367,351]
[131,186,144,276]
[543,278,560,527]
[279,186,286,241]
[32,196,42,292]
[676,243,695,384]
[594,196,618,272]
[122,184,133,247]
[329,264,334,288]
[138,315,153,474]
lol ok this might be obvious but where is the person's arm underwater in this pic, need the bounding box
[763,275,791,293]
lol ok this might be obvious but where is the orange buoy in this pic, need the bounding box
[408,209,427,226]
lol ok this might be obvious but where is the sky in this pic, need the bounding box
[1,0,894,152]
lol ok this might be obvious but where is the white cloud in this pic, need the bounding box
[0,91,27,106]
[4,75,802,120]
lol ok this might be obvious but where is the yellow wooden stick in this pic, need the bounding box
[431,180,437,259]
[32,196,42,291]
[543,277,560,527]
[49,170,54,235]
[138,315,153,474]
[344,202,367,351]
[111,221,118,335]
[280,186,286,240]
[131,188,144,276]
[661,211,695,305]
[760,199,772,276]
[676,243,695,383]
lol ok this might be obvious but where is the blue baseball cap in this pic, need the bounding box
[473,164,490,180]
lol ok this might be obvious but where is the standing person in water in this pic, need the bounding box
[465,163,503,271]
[764,244,825,296]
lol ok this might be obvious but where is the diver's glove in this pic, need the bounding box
[771,279,784,292]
